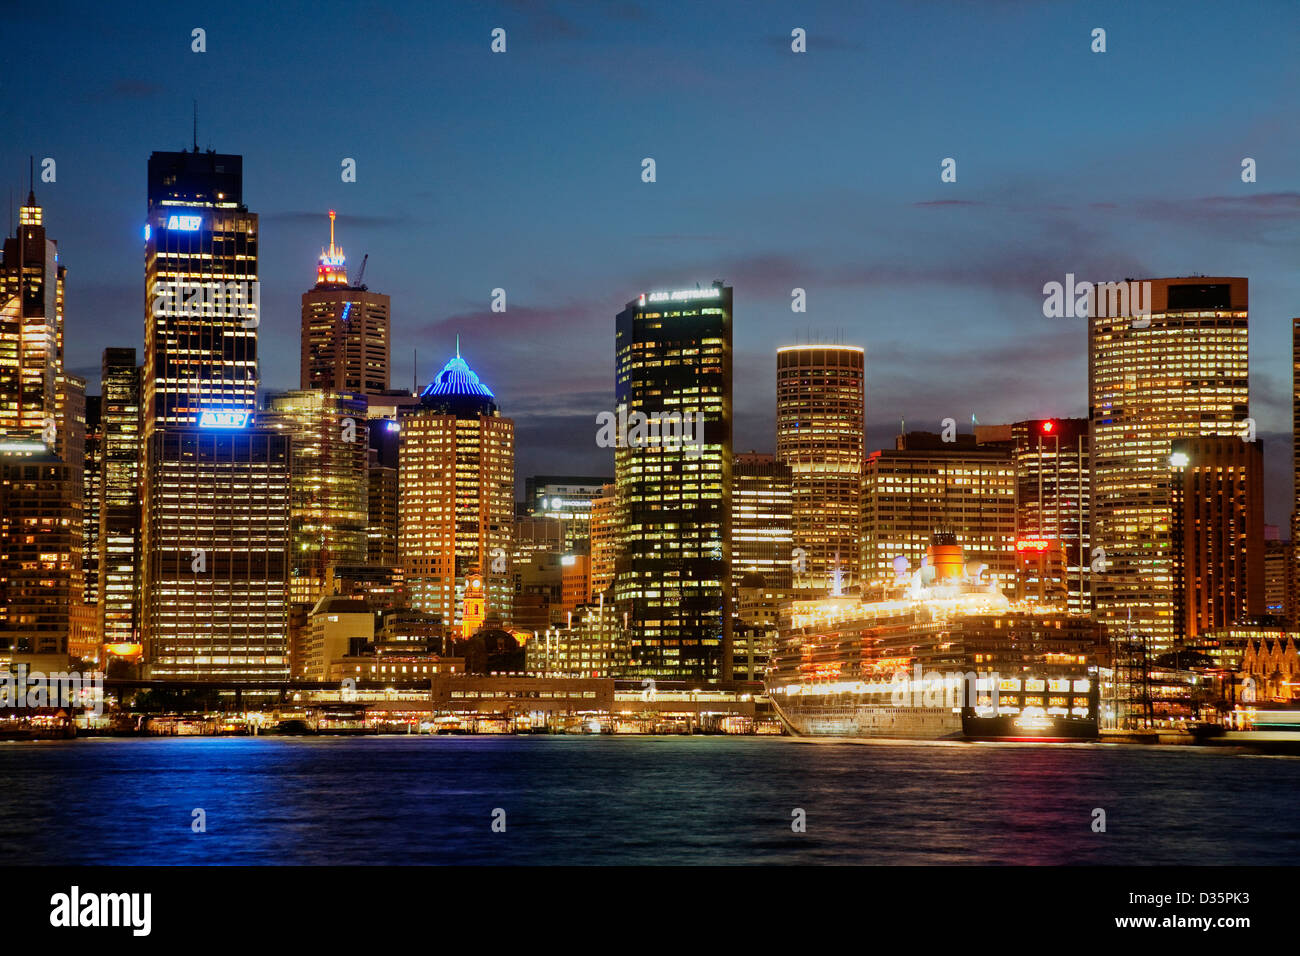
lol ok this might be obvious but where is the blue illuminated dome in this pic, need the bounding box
[418,342,498,414]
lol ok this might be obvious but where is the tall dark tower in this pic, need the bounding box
[140,148,291,682]
[613,283,732,681]
[143,149,257,438]
[99,348,141,653]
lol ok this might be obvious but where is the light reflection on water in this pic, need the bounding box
[2,736,1295,865]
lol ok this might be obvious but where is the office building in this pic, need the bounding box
[300,211,390,399]
[776,345,864,589]
[613,284,732,680]
[1006,418,1090,613]
[525,600,627,678]
[1263,528,1290,623]
[142,427,291,681]
[731,452,793,589]
[0,187,64,440]
[1089,277,1249,650]
[861,432,1016,594]
[83,396,102,607]
[399,346,514,631]
[302,595,374,681]
[366,418,399,566]
[588,482,618,600]
[1170,436,1264,641]
[262,390,369,605]
[143,149,258,438]
[525,475,611,550]
[0,439,81,668]
[98,348,142,652]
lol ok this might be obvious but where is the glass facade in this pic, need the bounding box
[613,284,732,680]
[262,390,370,606]
[1089,278,1249,651]
[143,429,291,680]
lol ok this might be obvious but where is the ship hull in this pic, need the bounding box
[961,712,1098,742]
[770,694,963,740]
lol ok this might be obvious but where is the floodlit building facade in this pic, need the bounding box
[300,211,390,399]
[731,452,793,589]
[861,435,1017,595]
[399,348,514,631]
[142,428,291,680]
[1170,436,1264,641]
[776,345,864,590]
[1089,277,1249,650]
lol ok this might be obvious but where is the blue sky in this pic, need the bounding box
[5,0,1299,519]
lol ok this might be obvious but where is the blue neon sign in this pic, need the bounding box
[167,215,202,231]
[198,409,251,428]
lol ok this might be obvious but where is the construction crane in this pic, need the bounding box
[353,253,368,290]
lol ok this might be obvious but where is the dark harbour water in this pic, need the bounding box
[2,736,1297,865]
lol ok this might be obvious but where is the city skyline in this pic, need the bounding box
[4,0,1298,522]
[2,0,1300,901]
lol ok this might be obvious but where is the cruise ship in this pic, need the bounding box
[764,535,1102,742]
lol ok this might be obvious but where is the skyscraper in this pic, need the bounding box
[1089,277,1249,650]
[301,211,390,399]
[731,452,793,589]
[613,284,732,680]
[143,427,291,681]
[399,347,514,630]
[1007,418,1090,614]
[366,417,400,567]
[99,348,141,652]
[262,390,370,605]
[140,148,292,682]
[0,188,81,669]
[588,481,618,601]
[143,149,258,438]
[83,396,102,607]
[1170,436,1264,641]
[0,187,64,441]
[776,345,864,590]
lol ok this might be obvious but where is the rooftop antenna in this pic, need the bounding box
[192,100,198,151]
[456,333,461,359]
[412,348,417,394]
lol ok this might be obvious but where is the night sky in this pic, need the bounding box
[5,0,1299,521]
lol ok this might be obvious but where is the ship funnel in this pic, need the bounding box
[927,532,963,582]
